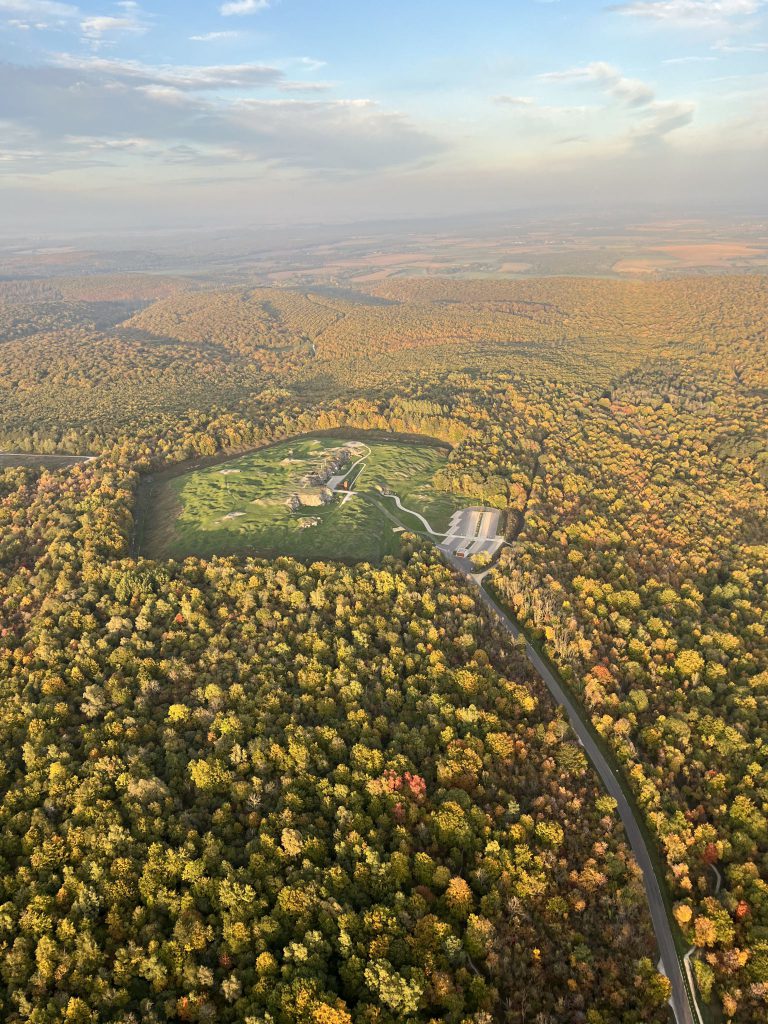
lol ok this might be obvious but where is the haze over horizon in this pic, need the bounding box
[1,0,767,234]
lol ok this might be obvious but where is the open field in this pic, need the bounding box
[0,452,93,469]
[613,242,768,275]
[4,216,767,287]
[138,434,472,563]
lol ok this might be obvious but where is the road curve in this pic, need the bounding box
[447,557,697,1024]
[379,492,438,535]
[332,451,443,537]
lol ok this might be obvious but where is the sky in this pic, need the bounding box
[0,0,766,234]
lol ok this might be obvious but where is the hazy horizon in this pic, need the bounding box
[2,0,767,235]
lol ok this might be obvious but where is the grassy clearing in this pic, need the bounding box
[139,434,470,563]
[0,454,92,470]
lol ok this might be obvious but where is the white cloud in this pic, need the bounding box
[714,39,768,50]
[81,14,145,37]
[631,99,696,140]
[0,0,77,16]
[136,84,191,105]
[494,95,536,107]
[66,134,152,150]
[611,1,765,28]
[190,30,241,41]
[535,62,695,145]
[541,62,655,106]
[52,54,332,94]
[79,3,151,45]
[662,54,718,62]
[491,94,596,145]
[53,53,284,89]
[279,81,334,93]
[220,0,269,15]
[0,58,443,174]
[297,57,328,71]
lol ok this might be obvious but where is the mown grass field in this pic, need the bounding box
[0,454,92,469]
[139,434,470,563]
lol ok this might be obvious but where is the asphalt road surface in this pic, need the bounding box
[446,555,698,1024]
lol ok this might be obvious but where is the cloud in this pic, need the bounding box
[713,39,768,50]
[662,54,718,62]
[493,94,592,117]
[610,1,765,28]
[190,30,241,41]
[278,81,334,93]
[631,99,696,141]
[1,0,154,41]
[0,0,77,15]
[220,0,270,14]
[541,62,655,106]
[535,62,695,145]
[54,53,332,93]
[0,59,443,174]
[491,94,595,144]
[53,54,285,89]
[231,97,445,170]
[136,84,190,105]
[296,57,328,71]
[494,95,536,107]
[81,14,147,40]
[79,3,150,44]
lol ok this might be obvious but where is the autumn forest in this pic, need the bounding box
[0,270,766,1024]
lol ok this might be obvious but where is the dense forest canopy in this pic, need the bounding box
[0,272,765,1023]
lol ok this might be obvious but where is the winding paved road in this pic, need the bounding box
[331,449,444,534]
[446,555,698,1024]
[378,492,437,534]
[331,450,695,1023]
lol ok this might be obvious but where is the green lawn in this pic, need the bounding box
[139,434,470,563]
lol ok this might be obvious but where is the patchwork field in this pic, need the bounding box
[612,242,768,275]
[137,434,472,563]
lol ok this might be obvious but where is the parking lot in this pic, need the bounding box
[438,505,504,559]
